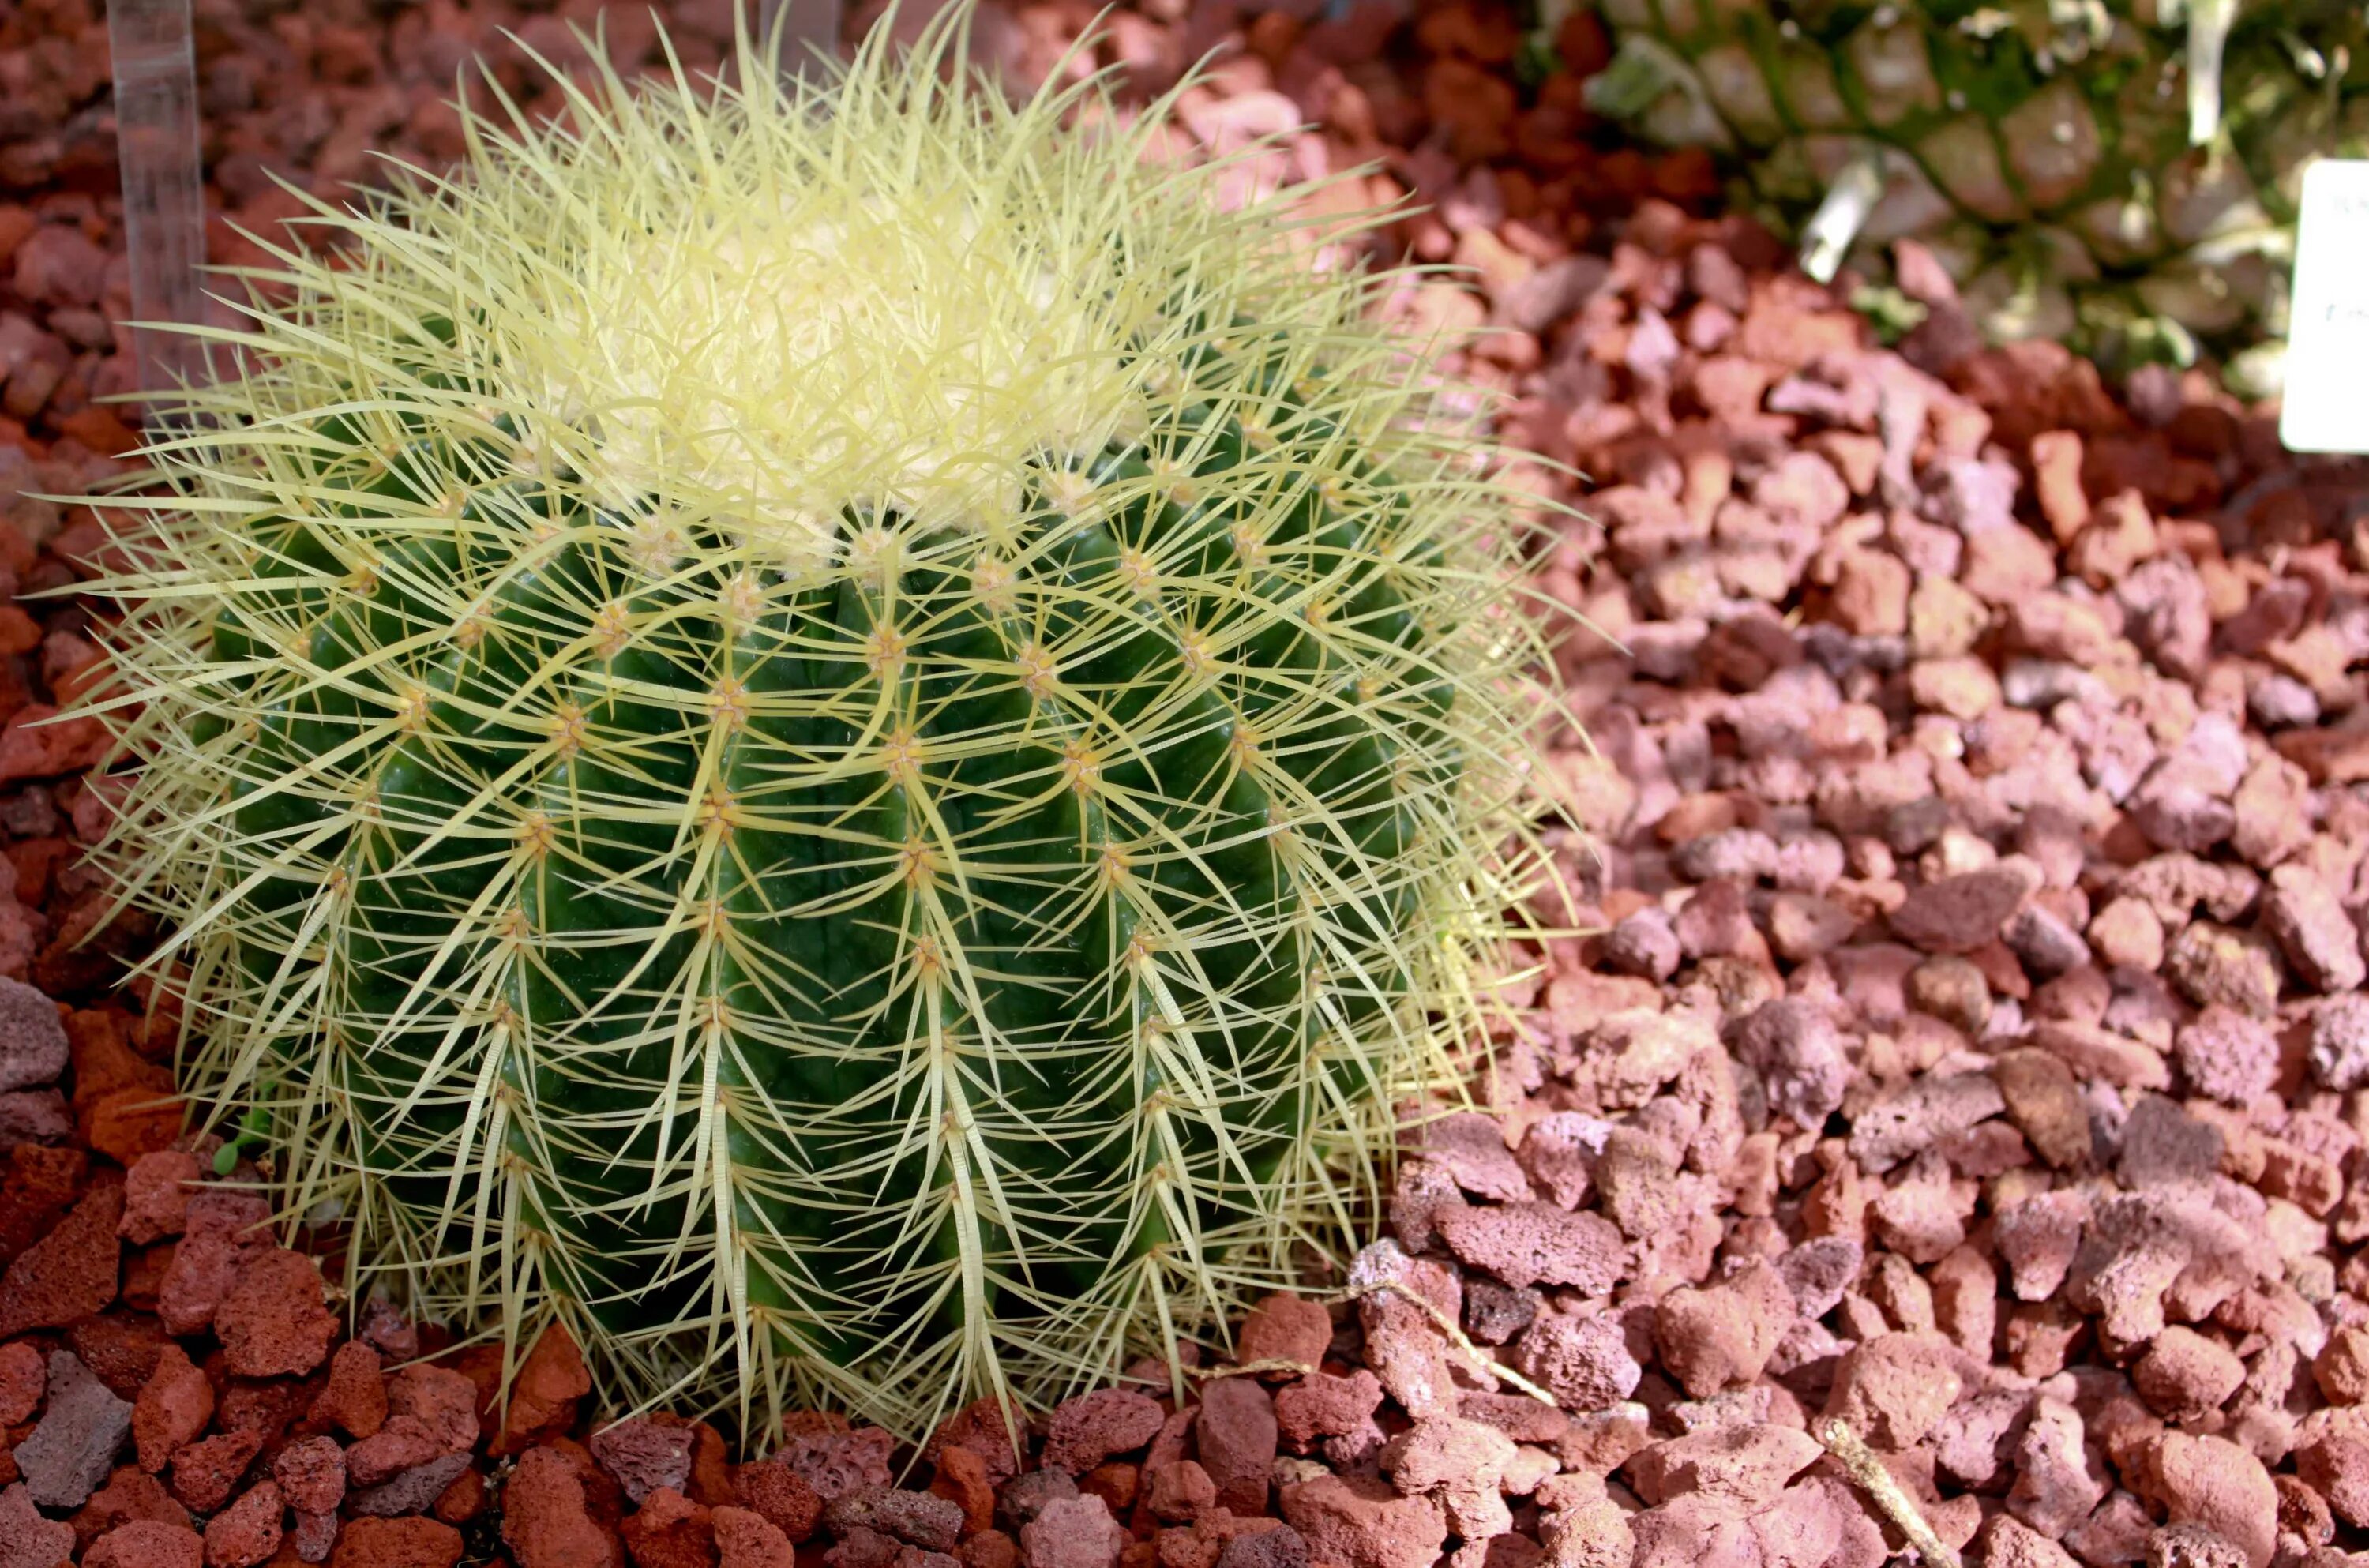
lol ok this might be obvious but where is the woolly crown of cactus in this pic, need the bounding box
[83,6,1564,1437]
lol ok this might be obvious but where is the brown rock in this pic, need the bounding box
[1890,866,2033,954]
[1992,1049,2092,1169]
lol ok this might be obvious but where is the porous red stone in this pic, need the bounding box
[1041,1390,1166,1476]
[84,1520,205,1568]
[503,1447,621,1568]
[133,1343,214,1475]
[310,1341,388,1439]
[0,1182,122,1336]
[330,1516,464,1568]
[215,1247,338,1378]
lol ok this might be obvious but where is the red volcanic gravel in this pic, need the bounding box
[9,1,2369,1567]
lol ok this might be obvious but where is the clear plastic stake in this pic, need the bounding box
[760,0,844,81]
[108,0,210,423]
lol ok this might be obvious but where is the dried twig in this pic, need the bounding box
[1815,1417,1963,1568]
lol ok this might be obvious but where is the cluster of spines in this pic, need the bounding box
[82,6,1570,1439]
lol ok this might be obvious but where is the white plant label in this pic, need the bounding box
[2282,159,2369,455]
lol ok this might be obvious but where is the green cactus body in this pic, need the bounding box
[92,10,1556,1435]
[1583,0,2367,388]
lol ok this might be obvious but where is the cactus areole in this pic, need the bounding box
[86,9,1559,1435]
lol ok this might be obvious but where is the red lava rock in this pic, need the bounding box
[1731,999,1849,1131]
[928,1444,995,1537]
[84,1519,205,1568]
[431,1466,489,1526]
[383,1364,477,1454]
[2172,1007,2279,1107]
[0,1337,43,1424]
[1652,1259,1794,1397]
[1626,1423,1821,1510]
[1019,1494,1128,1568]
[1278,1471,1447,1568]
[2131,1434,2277,1568]
[505,1446,622,1568]
[0,1181,122,1336]
[490,1322,592,1456]
[1511,1309,1640,1412]
[310,1341,388,1439]
[155,1192,270,1338]
[274,1435,347,1516]
[346,1416,450,1490]
[735,1457,822,1543]
[1235,1295,1331,1372]
[329,1516,464,1568]
[1890,865,2035,953]
[133,1343,214,1474]
[1042,1390,1166,1476]
[713,1506,797,1568]
[595,1416,698,1506]
[1984,1515,2083,1568]
[2,1480,79,1568]
[2132,1326,2246,1420]
[1145,1460,1217,1525]
[203,1480,284,1568]
[171,1430,263,1515]
[0,1143,88,1267]
[1274,1368,1386,1462]
[1194,1378,1278,1517]
[1378,1415,1517,1539]
[2007,1396,2105,1536]
[1417,1111,1531,1201]
[215,1247,338,1378]
[621,1485,716,1568]
[73,1467,195,1548]
[1433,1200,1624,1293]
[925,1400,1025,1491]
[1823,1334,1964,1450]
[117,1151,202,1247]
[778,1424,894,1505]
